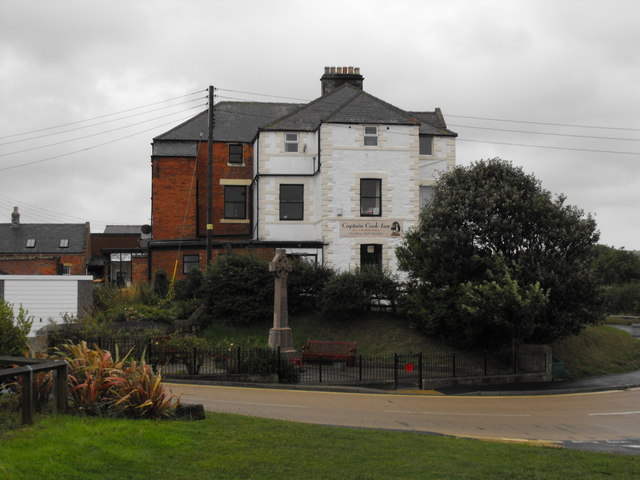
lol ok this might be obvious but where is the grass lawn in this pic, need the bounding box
[1,414,638,480]
[552,325,640,378]
[203,312,459,355]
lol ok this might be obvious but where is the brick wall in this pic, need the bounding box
[151,143,254,243]
[149,245,275,282]
[0,257,60,275]
[131,256,148,284]
[151,156,199,239]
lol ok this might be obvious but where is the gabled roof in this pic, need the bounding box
[261,84,457,137]
[153,84,457,144]
[153,102,302,144]
[408,110,457,136]
[0,223,89,255]
[262,84,422,131]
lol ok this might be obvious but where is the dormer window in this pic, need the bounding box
[59,239,69,248]
[364,126,378,146]
[26,238,36,248]
[285,133,298,152]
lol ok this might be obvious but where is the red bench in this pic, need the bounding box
[301,339,357,366]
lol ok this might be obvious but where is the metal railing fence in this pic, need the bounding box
[48,336,547,390]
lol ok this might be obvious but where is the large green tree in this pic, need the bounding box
[397,158,603,349]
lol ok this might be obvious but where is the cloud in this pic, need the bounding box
[0,0,638,249]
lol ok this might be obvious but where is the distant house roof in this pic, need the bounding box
[103,225,150,238]
[0,223,89,255]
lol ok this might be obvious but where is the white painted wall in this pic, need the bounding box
[254,122,455,274]
[0,275,92,336]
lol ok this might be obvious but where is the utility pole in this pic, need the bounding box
[206,85,215,265]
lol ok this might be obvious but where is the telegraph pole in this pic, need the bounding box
[206,85,215,265]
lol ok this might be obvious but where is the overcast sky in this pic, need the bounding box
[1,0,639,249]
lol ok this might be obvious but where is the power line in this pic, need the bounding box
[0,96,207,147]
[0,103,206,158]
[458,138,640,156]
[0,113,201,172]
[446,113,640,132]
[216,87,310,102]
[0,90,205,140]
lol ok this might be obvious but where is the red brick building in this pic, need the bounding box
[89,225,149,286]
[0,207,91,276]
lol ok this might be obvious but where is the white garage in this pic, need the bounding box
[0,275,93,336]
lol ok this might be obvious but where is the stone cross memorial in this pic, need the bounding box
[268,249,295,355]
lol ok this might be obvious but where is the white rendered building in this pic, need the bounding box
[252,67,457,273]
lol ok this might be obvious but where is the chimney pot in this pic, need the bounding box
[11,206,19,226]
[320,66,364,95]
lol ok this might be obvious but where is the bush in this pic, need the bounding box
[202,253,272,324]
[319,270,369,318]
[318,268,401,319]
[53,341,179,418]
[153,270,170,298]
[601,282,640,315]
[174,269,205,301]
[287,259,335,314]
[0,301,32,356]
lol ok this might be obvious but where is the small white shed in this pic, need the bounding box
[0,275,93,336]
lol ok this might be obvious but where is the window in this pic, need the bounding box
[224,185,247,219]
[59,239,69,248]
[228,144,243,165]
[25,238,36,248]
[183,254,200,274]
[419,186,435,209]
[419,135,433,155]
[360,244,382,270]
[61,264,72,275]
[285,133,298,152]
[279,184,303,220]
[364,126,378,146]
[360,179,381,216]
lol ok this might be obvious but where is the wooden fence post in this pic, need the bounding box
[55,362,68,414]
[22,367,34,425]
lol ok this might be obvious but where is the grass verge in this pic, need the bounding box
[552,325,640,378]
[1,414,638,480]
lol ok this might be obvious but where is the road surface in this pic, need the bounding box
[167,383,640,455]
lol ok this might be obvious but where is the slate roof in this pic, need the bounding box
[153,84,456,145]
[153,102,302,144]
[103,225,149,236]
[0,223,89,255]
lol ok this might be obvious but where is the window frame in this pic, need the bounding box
[228,144,243,165]
[279,184,304,221]
[360,178,382,217]
[223,185,247,220]
[284,132,299,152]
[364,125,378,146]
[183,254,200,274]
[25,238,36,248]
[419,134,433,155]
[59,238,69,248]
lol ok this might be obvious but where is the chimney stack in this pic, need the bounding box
[321,66,364,95]
[11,206,20,226]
